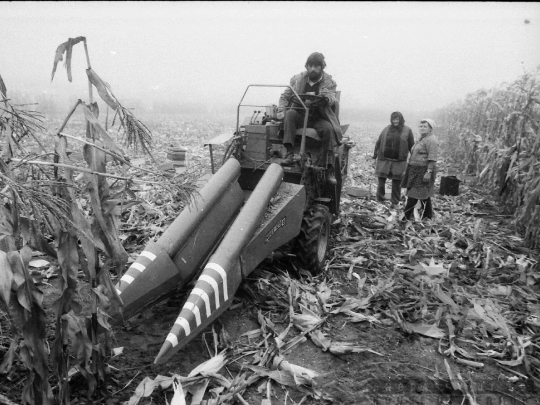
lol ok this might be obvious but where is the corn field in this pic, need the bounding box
[0,37,198,405]
[435,66,540,249]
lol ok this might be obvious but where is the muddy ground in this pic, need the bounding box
[11,201,536,405]
[106,215,539,405]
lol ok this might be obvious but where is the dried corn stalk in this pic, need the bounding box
[436,66,540,248]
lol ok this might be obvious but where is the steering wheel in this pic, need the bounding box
[290,93,327,108]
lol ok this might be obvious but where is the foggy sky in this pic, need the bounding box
[1,1,539,114]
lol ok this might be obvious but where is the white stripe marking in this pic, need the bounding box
[166,333,178,347]
[183,301,202,326]
[200,275,220,308]
[174,317,191,336]
[121,274,134,284]
[141,251,157,261]
[115,289,122,295]
[130,262,146,272]
[206,262,228,300]
[191,288,211,317]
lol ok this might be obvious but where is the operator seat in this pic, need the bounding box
[294,91,341,141]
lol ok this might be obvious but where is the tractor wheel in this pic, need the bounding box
[295,204,332,275]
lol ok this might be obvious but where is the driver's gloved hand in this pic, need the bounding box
[321,96,329,106]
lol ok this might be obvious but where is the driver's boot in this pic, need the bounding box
[283,152,294,165]
[282,145,294,166]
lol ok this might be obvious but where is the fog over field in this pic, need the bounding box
[1,1,539,123]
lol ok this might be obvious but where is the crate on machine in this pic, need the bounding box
[243,124,280,162]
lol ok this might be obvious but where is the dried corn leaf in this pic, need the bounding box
[0,251,13,306]
[81,104,125,157]
[419,258,448,277]
[246,364,317,389]
[402,321,446,338]
[188,353,227,378]
[187,379,209,405]
[434,288,460,312]
[309,329,331,350]
[469,300,512,337]
[0,74,6,98]
[328,343,383,356]
[342,310,380,324]
[290,313,321,331]
[128,376,158,405]
[495,338,525,367]
[335,295,371,312]
[280,360,319,380]
[51,36,85,82]
[316,281,332,305]
[86,68,119,110]
[170,380,186,405]
[443,360,479,405]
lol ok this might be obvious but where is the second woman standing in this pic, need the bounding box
[401,119,439,221]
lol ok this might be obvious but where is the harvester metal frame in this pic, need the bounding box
[227,83,351,216]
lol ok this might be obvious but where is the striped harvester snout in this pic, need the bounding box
[112,157,307,365]
[112,158,244,324]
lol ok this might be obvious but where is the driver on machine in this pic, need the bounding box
[277,52,343,185]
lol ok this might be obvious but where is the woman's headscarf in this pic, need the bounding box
[421,118,436,129]
[390,111,405,128]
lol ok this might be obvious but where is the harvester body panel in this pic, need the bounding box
[239,181,305,279]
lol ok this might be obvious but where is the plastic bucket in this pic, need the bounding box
[167,147,188,166]
[439,176,460,196]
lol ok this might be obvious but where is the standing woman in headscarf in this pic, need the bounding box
[373,112,415,206]
[402,119,439,220]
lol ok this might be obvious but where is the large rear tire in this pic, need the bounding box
[295,204,332,275]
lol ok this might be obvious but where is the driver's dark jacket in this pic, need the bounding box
[278,71,343,145]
